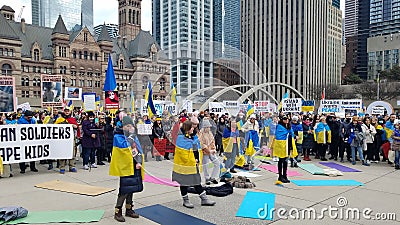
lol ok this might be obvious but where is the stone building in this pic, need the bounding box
[0,3,170,110]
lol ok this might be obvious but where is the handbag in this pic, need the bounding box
[119,168,143,194]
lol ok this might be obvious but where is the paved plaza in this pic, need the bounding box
[1,157,400,225]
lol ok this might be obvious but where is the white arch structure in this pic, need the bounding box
[199,84,279,111]
[238,82,306,103]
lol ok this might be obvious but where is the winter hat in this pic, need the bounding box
[292,115,299,121]
[24,110,33,117]
[191,116,199,124]
[202,119,212,128]
[87,111,95,118]
[122,116,134,126]
[249,114,256,119]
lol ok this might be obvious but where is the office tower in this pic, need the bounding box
[357,0,370,79]
[241,0,342,100]
[370,0,400,36]
[31,0,93,32]
[153,0,213,96]
[94,24,119,39]
[344,0,358,39]
[213,0,240,59]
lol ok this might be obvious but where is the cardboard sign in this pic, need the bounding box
[223,101,239,109]
[209,102,229,115]
[64,87,82,100]
[281,98,302,113]
[137,124,152,135]
[319,100,341,113]
[41,74,63,108]
[254,101,269,113]
[0,124,74,164]
[82,93,96,112]
[0,76,16,113]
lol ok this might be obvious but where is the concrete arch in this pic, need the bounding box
[199,84,279,111]
[238,82,306,103]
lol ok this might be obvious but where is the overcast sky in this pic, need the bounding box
[2,0,345,33]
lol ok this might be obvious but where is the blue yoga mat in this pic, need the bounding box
[236,191,275,220]
[136,204,216,225]
[291,180,364,186]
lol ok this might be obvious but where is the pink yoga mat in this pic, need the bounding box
[259,165,303,177]
[144,175,180,187]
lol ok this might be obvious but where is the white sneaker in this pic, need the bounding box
[83,165,89,170]
[91,163,97,168]
[366,160,371,164]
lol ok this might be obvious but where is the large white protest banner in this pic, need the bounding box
[137,124,152,135]
[209,102,229,115]
[180,100,193,113]
[282,98,302,113]
[0,124,74,164]
[154,100,177,116]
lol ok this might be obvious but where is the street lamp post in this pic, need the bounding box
[377,72,380,101]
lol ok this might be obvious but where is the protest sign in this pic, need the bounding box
[0,76,16,113]
[281,98,302,113]
[302,100,315,112]
[223,101,239,109]
[254,101,269,113]
[209,102,228,115]
[137,124,152,135]
[319,100,341,113]
[366,101,394,115]
[180,100,193,113]
[64,87,82,100]
[141,99,148,115]
[340,99,362,113]
[105,91,119,110]
[154,100,177,116]
[41,75,63,107]
[82,93,96,112]
[17,102,31,112]
[0,124,74,164]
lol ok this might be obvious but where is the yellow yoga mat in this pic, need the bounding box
[35,180,115,196]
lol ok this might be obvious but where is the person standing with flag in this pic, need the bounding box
[271,115,298,183]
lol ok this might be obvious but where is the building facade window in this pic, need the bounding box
[84,32,88,42]
[142,76,148,89]
[22,90,29,98]
[73,50,77,58]
[1,64,12,75]
[159,78,166,90]
[119,59,124,69]
[34,49,40,61]
[84,51,88,60]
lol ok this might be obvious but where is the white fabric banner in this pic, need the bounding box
[137,124,152,135]
[0,124,74,164]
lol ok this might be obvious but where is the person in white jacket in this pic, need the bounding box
[241,114,259,133]
[361,117,377,164]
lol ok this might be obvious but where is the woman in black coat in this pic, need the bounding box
[302,117,315,161]
[104,117,114,162]
[152,118,165,161]
[215,116,226,156]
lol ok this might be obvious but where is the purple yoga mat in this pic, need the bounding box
[319,162,361,172]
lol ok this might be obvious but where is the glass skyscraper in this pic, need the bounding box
[153,0,213,97]
[31,0,93,32]
[370,0,400,36]
[213,0,241,59]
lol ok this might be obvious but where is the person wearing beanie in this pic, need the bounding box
[198,119,220,184]
[54,107,79,174]
[81,111,101,170]
[17,110,38,173]
[110,116,144,222]
[173,120,216,208]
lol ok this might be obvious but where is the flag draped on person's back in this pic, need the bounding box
[145,82,157,118]
[246,104,254,119]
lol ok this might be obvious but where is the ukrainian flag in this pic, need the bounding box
[171,80,177,104]
[278,92,289,111]
[95,96,100,111]
[237,120,244,130]
[130,91,135,114]
[145,82,157,118]
[109,134,134,177]
[173,134,202,175]
[246,104,254,119]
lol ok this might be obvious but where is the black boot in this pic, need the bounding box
[114,208,125,222]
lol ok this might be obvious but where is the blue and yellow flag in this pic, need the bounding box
[145,82,157,118]
[246,104,254,119]
[130,91,135,114]
[103,55,117,91]
[237,120,244,130]
[171,80,177,104]
[278,92,289,111]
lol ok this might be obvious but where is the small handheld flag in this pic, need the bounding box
[171,80,177,104]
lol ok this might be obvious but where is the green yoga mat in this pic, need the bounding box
[6,210,104,224]
[298,163,326,175]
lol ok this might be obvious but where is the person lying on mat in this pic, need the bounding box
[109,114,144,222]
